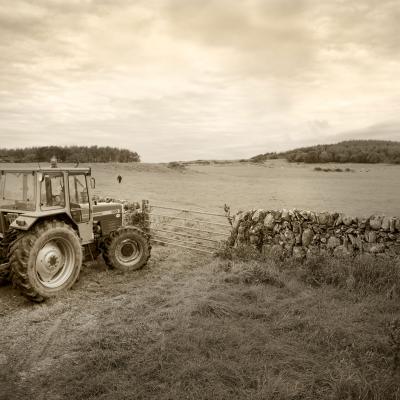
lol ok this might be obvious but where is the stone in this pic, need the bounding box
[263,213,275,229]
[292,222,302,234]
[281,209,290,221]
[300,210,310,220]
[241,210,252,221]
[333,245,351,257]
[309,212,317,223]
[358,217,368,230]
[261,244,272,256]
[381,216,390,232]
[369,243,386,254]
[272,210,282,221]
[252,209,265,222]
[369,216,382,230]
[320,248,328,256]
[284,229,295,241]
[355,236,363,250]
[249,235,259,245]
[282,221,291,229]
[327,236,341,249]
[390,218,397,233]
[318,212,330,225]
[273,224,281,233]
[292,246,306,260]
[306,246,320,258]
[396,219,400,232]
[342,215,353,226]
[250,223,262,235]
[284,244,293,256]
[391,244,400,255]
[312,225,322,233]
[335,214,344,226]
[302,228,313,246]
[366,231,377,243]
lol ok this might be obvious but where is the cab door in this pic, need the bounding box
[68,174,93,244]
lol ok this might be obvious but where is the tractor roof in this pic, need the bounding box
[0,166,91,174]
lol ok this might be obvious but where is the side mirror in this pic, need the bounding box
[90,177,96,189]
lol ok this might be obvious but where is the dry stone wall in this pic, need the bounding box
[228,209,400,259]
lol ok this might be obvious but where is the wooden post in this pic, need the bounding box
[141,199,150,233]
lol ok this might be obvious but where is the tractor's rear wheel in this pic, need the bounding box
[102,226,151,272]
[9,220,82,302]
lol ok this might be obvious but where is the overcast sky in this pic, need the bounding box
[0,0,399,162]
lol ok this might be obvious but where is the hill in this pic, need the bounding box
[251,140,400,164]
[0,146,140,163]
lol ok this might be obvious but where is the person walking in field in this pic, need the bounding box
[117,175,122,184]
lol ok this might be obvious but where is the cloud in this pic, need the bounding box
[0,0,399,161]
[162,0,317,78]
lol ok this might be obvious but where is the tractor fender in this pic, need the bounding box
[10,212,77,231]
[10,215,38,230]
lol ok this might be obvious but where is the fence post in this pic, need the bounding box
[142,199,150,233]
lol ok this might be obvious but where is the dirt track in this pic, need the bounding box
[0,246,198,399]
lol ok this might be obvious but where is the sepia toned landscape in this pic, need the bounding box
[1,0,400,398]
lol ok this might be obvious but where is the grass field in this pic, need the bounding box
[0,160,399,399]
[89,159,400,216]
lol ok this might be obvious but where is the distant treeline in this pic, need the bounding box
[0,146,140,163]
[251,140,400,164]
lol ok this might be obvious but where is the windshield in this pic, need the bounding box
[0,172,36,211]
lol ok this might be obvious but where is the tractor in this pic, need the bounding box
[0,162,151,302]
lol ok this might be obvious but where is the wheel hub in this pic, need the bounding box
[116,239,141,266]
[36,242,64,282]
[121,243,135,257]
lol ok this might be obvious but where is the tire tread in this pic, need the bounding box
[9,220,81,302]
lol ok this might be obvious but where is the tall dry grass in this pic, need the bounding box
[1,246,399,400]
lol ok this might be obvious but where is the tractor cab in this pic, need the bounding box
[0,166,94,244]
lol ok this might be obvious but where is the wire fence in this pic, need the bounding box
[147,202,232,254]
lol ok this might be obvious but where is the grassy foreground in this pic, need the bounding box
[0,247,399,400]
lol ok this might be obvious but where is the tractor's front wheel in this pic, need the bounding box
[102,227,151,272]
[9,220,82,302]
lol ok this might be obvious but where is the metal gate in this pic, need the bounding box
[147,202,232,254]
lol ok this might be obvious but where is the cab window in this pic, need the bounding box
[41,173,65,209]
[0,172,36,211]
[69,174,90,222]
